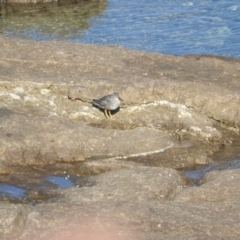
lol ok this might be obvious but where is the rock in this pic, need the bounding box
[0,37,240,239]
[0,108,176,165]
[60,167,186,203]
[0,167,239,239]
[0,36,239,182]
[80,157,143,174]
[175,169,240,203]
[0,203,29,240]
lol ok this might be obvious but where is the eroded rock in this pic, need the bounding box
[175,169,240,203]
[0,203,29,240]
[0,37,240,239]
[0,108,177,165]
[0,167,239,240]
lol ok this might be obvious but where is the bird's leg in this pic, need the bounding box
[108,110,114,120]
[104,109,109,119]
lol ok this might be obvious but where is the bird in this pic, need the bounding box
[92,92,123,119]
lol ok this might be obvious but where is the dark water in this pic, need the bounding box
[0,163,93,203]
[0,0,240,58]
[0,175,77,202]
[183,159,240,180]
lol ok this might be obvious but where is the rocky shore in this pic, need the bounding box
[0,36,240,239]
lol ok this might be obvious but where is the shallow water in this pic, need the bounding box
[45,175,75,188]
[0,163,93,203]
[0,159,239,202]
[0,0,240,58]
[0,184,26,198]
[182,159,240,187]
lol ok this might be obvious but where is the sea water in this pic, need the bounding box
[78,0,240,58]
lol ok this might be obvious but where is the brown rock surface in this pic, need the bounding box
[0,36,240,239]
[1,36,239,168]
[0,167,239,240]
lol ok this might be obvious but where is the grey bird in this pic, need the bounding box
[93,92,123,119]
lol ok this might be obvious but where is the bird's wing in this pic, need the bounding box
[99,99,109,107]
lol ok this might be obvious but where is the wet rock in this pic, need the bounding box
[175,169,240,203]
[0,167,239,239]
[3,167,187,239]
